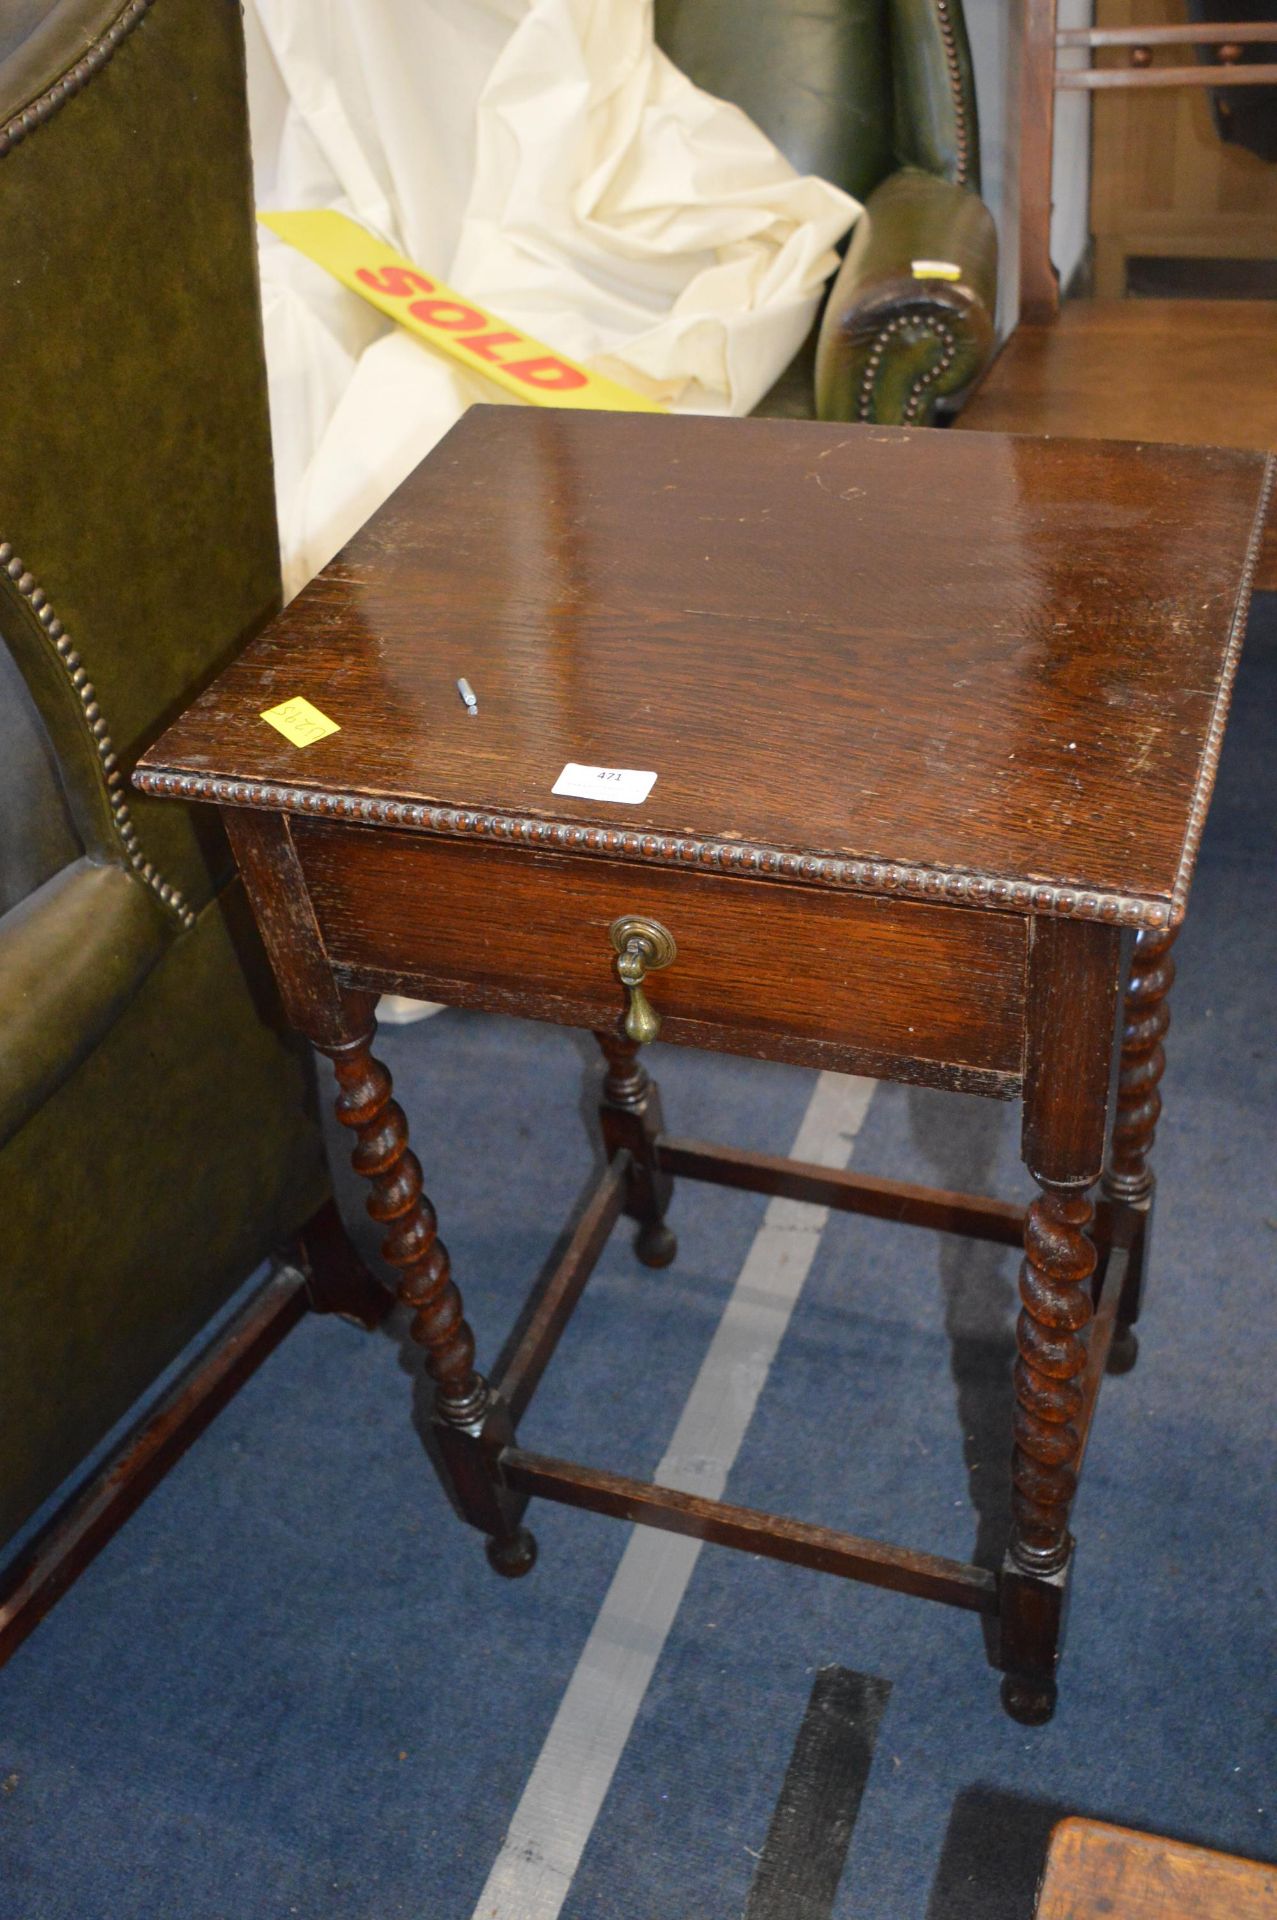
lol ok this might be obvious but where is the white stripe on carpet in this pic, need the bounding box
[470,1070,877,1920]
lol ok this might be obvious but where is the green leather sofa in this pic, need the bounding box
[0,0,388,1596]
[655,0,998,421]
[0,0,994,1621]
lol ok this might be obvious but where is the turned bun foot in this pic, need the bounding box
[485,1527,538,1579]
[634,1221,678,1268]
[1001,1673,1057,1726]
[1106,1326,1139,1375]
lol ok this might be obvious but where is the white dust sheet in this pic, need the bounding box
[243,0,859,598]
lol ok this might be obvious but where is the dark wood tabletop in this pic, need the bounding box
[139,409,1270,930]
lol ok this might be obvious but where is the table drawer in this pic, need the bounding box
[295,824,1028,1092]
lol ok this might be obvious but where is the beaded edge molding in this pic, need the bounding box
[1168,451,1275,925]
[1,542,196,931]
[0,0,155,157]
[133,766,1176,931]
[134,456,1275,940]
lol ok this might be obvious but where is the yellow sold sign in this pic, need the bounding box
[260,210,664,413]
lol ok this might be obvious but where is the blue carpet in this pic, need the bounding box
[1,598,1273,1919]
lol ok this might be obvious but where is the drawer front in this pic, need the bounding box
[295,824,1028,1091]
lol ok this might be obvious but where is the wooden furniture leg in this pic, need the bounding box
[316,1009,536,1577]
[292,1197,392,1329]
[594,1026,678,1268]
[1000,920,1121,1724]
[1101,926,1177,1372]
[0,1193,389,1669]
[1,1263,311,1667]
[1001,1176,1098,1722]
[222,808,534,1577]
[1091,237,1128,301]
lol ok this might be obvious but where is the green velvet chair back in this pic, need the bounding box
[0,0,327,1560]
[653,0,981,201]
[0,0,282,928]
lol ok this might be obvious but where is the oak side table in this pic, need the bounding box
[137,410,1270,1723]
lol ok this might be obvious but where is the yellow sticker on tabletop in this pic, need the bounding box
[260,696,341,748]
[260,209,664,414]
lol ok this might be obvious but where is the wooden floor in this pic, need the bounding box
[1035,1817,1277,1919]
[961,301,1277,586]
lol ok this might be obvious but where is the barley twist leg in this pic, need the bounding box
[317,1017,535,1575]
[1102,925,1178,1371]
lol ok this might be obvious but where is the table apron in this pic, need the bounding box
[292,822,1030,1097]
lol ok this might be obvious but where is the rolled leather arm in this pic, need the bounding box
[0,858,171,1150]
[815,167,998,425]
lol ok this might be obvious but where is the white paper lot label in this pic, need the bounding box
[552,762,657,805]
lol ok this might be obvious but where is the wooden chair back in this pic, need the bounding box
[1018,0,1277,320]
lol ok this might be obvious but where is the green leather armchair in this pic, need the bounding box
[655,0,999,423]
[0,0,383,1585]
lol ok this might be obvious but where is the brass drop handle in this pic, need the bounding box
[609,915,677,1045]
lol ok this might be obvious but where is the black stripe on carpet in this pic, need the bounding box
[744,1666,892,1920]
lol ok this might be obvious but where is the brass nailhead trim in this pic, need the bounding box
[858,314,910,419]
[1,540,196,930]
[133,767,1176,930]
[858,314,960,423]
[934,0,972,188]
[903,327,960,421]
[0,0,156,158]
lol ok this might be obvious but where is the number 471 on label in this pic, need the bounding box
[552,763,657,805]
